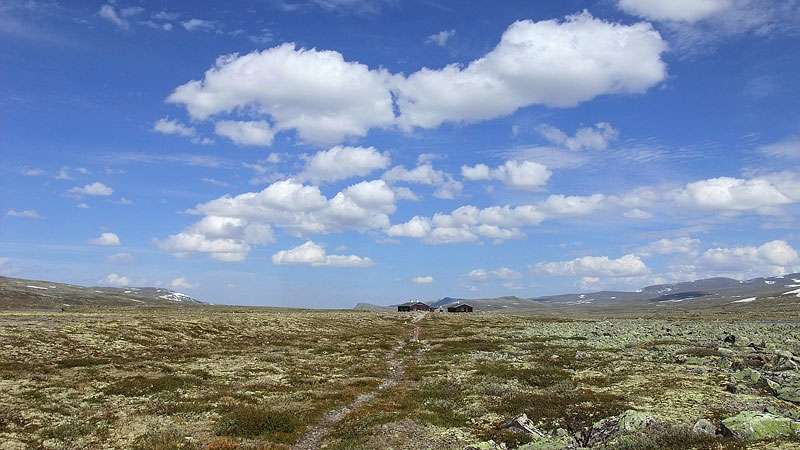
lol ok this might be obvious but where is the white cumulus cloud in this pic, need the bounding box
[89,232,121,246]
[98,273,130,287]
[537,122,619,151]
[395,12,667,130]
[171,277,199,289]
[675,175,799,213]
[215,120,275,146]
[461,267,522,282]
[154,117,196,137]
[167,13,666,146]
[534,254,650,277]
[272,241,373,267]
[461,160,552,191]
[168,43,395,146]
[67,182,113,197]
[412,275,435,284]
[300,146,390,183]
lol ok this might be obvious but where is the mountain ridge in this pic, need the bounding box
[0,276,205,309]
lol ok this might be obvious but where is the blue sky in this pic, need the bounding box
[2,0,800,307]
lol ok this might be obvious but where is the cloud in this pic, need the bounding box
[385,216,432,239]
[77,203,89,209]
[171,277,199,289]
[624,208,653,219]
[534,254,650,277]
[461,160,552,191]
[182,19,217,32]
[159,178,400,262]
[154,117,196,137]
[393,186,419,201]
[67,182,113,197]
[215,120,275,146]
[426,29,455,46]
[7,209,41,219]
[89,232,121,246]
[620,1,800,51]
[636,237,702,257]
[168,43,395,146]
[107,252,136,264]
[412,275,435,284]
[386,193,606,245]
[168,13,666,147]
[537,122,619,151]
[673,240,800,279]
[674,175,799,213]
[300,146,391,183]
[187,179,395,237]
[120,7,145,17]
[154,11,180,21]
[382,163,463,199]
[156,216,275,262]
[617,0,731,23]
[21,168,44,176]
[202,177,229,187]
[55,167,72,180]
[98,273,130,287]
[140,20,173,31]
[394,12,667,130]
[759,137,800,160]
[98,4,129,31]
[461,267,522,282]
[272,241,373,267]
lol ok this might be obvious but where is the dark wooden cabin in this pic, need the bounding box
[447,304,473,313]
[398,301,432,312]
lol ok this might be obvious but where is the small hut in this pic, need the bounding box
[397,301,432,312]
[447,304,473,313]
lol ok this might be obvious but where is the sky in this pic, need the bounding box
[1,0,800,308]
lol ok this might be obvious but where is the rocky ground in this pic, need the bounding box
[1,308,800,449]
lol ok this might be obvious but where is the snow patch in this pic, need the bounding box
[158,291,194,302]
[783,288,800,298]
[26,285,49,290]
[765,280,776,285]
[732,297,757,303]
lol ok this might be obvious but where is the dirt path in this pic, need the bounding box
[291,338,408,450]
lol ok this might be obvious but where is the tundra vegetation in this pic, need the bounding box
[1,307,800,449]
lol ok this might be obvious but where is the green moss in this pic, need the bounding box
[104,374,202,396]
[217,404,306,443]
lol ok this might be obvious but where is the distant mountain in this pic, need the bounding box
[362,273,800,315]
[0,276,205,309]
[354,302,391,310]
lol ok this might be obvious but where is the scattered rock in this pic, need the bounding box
[575,351,590,360]
[724,334,736,345]
[588,410,659,445]
[692,418,716,435]
[500,413,544,436]
[720,411,800,440]
[776,386,800,404]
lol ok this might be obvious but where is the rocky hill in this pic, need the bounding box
[0,276,205,309]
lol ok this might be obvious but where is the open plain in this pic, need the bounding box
[3,306,800,449]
